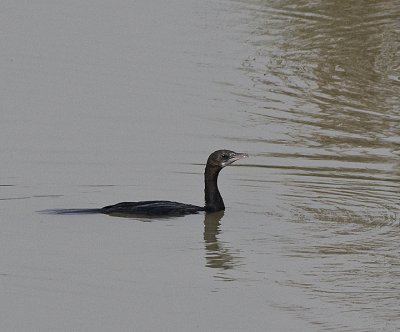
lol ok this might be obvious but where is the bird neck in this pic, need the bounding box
[204,164,225,212]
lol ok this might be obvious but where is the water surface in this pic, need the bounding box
[1,0,399,331]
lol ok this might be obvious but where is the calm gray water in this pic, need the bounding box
[1,0,400,331]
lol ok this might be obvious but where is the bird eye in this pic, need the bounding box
[221,153,228,159]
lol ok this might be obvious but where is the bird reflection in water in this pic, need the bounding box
[203,211,242,280]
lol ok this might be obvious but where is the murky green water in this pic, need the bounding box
[1,0,399,331]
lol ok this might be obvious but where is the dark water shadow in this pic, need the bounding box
[38,208,102,215]
[38,208,185,222]
[203,211,242,280]
[39,206,206,221]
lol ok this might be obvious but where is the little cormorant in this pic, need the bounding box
[42,150,247,217]
[101,150,247,216]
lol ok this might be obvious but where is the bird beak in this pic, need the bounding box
[224,152,248,166]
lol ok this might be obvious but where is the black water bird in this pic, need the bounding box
[42,150,247,217]
[101,150,248,216]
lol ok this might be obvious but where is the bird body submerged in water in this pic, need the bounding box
[45,150,247,217]
[101,150,247,216]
